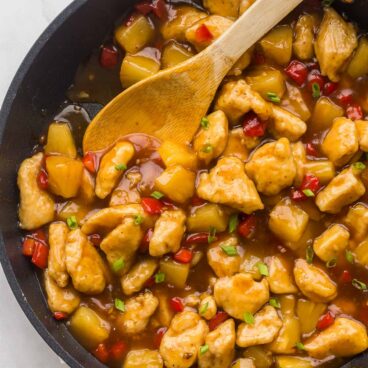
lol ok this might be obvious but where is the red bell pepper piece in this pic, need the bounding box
[191,195,206,206]
[140,228,153,253]
[37,169,49,190]
[170,297,185,313]
[173,248,193,264]
[195,24,213,43]
[89,234,102,247]
[242,112,267,137]
[135,1,152,14]
[284,60,308,86]
[307,69,325,92]
[53,312,68,321]
[22,237,36,257]
[238,215,257,238]
[99,45,119,69]
[306,142,318,157]
[185,232,212,245]
[316,311,335,330]
[291,188,306,201]
[141,197,164,215]
[323,81,338,96]
[31,241,49,269]
[82,152,96,174]
[209,311,229,331]
[300,173,321,193]
[336,89,353,107]
[109,341,128,360]
[94,343,110,364]
[151,0,167,19]
[346,103,364,121]
[340,269,352,283]
[154,327,167,348]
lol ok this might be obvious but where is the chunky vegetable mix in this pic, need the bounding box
[17,0,368,367]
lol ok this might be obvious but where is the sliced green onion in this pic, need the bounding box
[200,117,210,129]
[243,312,255,324]
[345,250,354,264]
[66,216,78,230]
[257,262,269,276]
[208,227,217,244]
[352,278,367,291]
[155,272,165,284]
[151,191,164,200]
[295,342,306,351]
[220,244,238,256]
[353,162,366,171]
[115,163,127,171]
[112,258,125,273]
[312,83,321,98]
[114,298,125,312]
[134,214,143,225]
[306,245,314,264]
[322,0,335,6]
[326,258,337,268]
[201,144,213,153]
[200,344,209,355]
[199,302,209,315]
[269,297,281,309]
[302,189,315,197]
[228,214,239,233]
[266,92,281,104]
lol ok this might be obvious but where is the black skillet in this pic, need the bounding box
[0,0,367,367]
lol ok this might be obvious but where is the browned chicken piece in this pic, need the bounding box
[214,273,269,319]
[203,0,241,18]
[48,222,69,288]
[316,165,365,214]
[100,217,143,274]
[315,8,357,82]
[228,48,254,77]
[95,141,135,199]
[293,259,337,303]
[123,349,163,368]
[356,120,368,152]
[245,138,296,196]
[198,319,236,368]
[266,255,298,294]
[224,127,259,160]
[65,229,107,294]
[291,142,307,187]
[44,269,80,314]
[117,292,159,335]
[305,317,368,359]
[198,295,217,320]
[160,311,209,368]
[149,210,186,257]
[321,117,359,166]
[293,14,317,61]
[236,306,282,347]
[343,203,368,244]
[18,153,55,230]
[197,156,264,214]
[193,110,229,165]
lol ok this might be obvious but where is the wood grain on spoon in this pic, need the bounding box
[83,0,303,153]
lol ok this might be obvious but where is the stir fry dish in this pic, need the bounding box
[17,0,368,367]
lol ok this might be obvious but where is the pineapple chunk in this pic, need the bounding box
[159,259,190,289]
[115,15,155,53]
[232,359,256,368]
[70,306,110,349]
[124,350,163,368]
[347,37,368,79]
[304,161,335,185]
[158,140,197,170]
[354,240,368,266]
[155,165,195,203]
[161,41,194,69]
[120,54,160,88]
[310,97,344,132]
[187,203,229,232]
[45,122,77,158]
[46,156,83,198]
[223,128,252,161]
[356,120,368,152]
[259,25,293,66]
[243,346,273,368]
[282,83,311,122]
[57,200,91,224]
[275,356,313,368]
[297,299,327,335]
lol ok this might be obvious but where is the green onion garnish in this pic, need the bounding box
[112,258,125,273]
[66,216,78,230]
[243,312,255,324]
[154,272,165,284]
[201,144,213,153]
[200,344,209,355]
[228,214,239,233]
[257,262,269,276]
[199,302,209,315]
[200,117,210,129]
[151,191,164,200]
[303,189,315,197]
[322,0,335,6]
[114,298,125,312]
[312,83,321,98]
[134,214,143,225]
[352,278,367,291]
[353,162,366,171]
[266,92,281,104]
[269,298,281,309]
[295,342,306,351]
[208,227,217,244]
[220,244,238,256]
[326,258,337,268]
[115,163,127,171]
[345,250,354,264]
[306,245,314,264]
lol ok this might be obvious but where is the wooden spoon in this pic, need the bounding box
[83,0,302,152]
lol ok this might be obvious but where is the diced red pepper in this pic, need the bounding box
[284,60,308,86]
[37,169,49,190]
[173,248,193,264]
[153,327,167,348]
[340,269,352,283]
[209,311,229,331]
[82,152,96,174]
[22,237,36,257]
[94,343,110,364]
[170,297,184,313]
[316,311,335,330]
[336,89,354,107]
[141,197,164,215]
[135,1,152,14]
[31,241,49,269]
[140,228,153,253]
[99,45,119,69]
[195,24,213,43]
[238,215,257,238]
[34,229,47,243]
[300,173,321,193]
[89,234,102,247]
[53,312,68,321]
[323,81,338,96]
[305,60,319,70]
[307,69,325,92]
[291,188,306,201]
[346,103,364,121]
[306,142,318,156]
[109,341,128,360]
[358,304,368,326]
[185,232,211,245]
[151,0,167,19]
[191,195,206,206]
[242,112,267,137]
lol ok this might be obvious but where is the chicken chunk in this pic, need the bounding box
[44,269,80,314]
[245,138,296,196]
[48,222,69,288]
[149,210,186,257]
[198,295,217,320]
[223,128,258,161]
[100,217,143,274]
[293,259,337,303]
[315,8,357,82]
[316,166,365,214]
[207,237,243,277]
[214,273,269,320]
[266,256,298,294]
[17,153,55,230]
[65,229,107,294]
[313,224,350,262]
[293,14,316,61]
[121,258,158,295]
[95,141,135,199]
[117,292,159,335]
[185,16,233,51]
[203,0,241,18]
[356,120,368,152]
[321,117,359,167]
[123,349,163,368]
[160,311,209,368]
[304,317,368,359]
[343,203,368,244]
[79,169,95,204]
[198,319,235,368]
[197,157,264,214]
[215,80,272,123]
[193,110,229,165]
[291,142,307,187]
[236,306,282,347]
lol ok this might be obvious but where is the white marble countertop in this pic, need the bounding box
[0,1,72,367]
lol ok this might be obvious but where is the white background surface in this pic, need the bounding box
[0,1,73,367]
